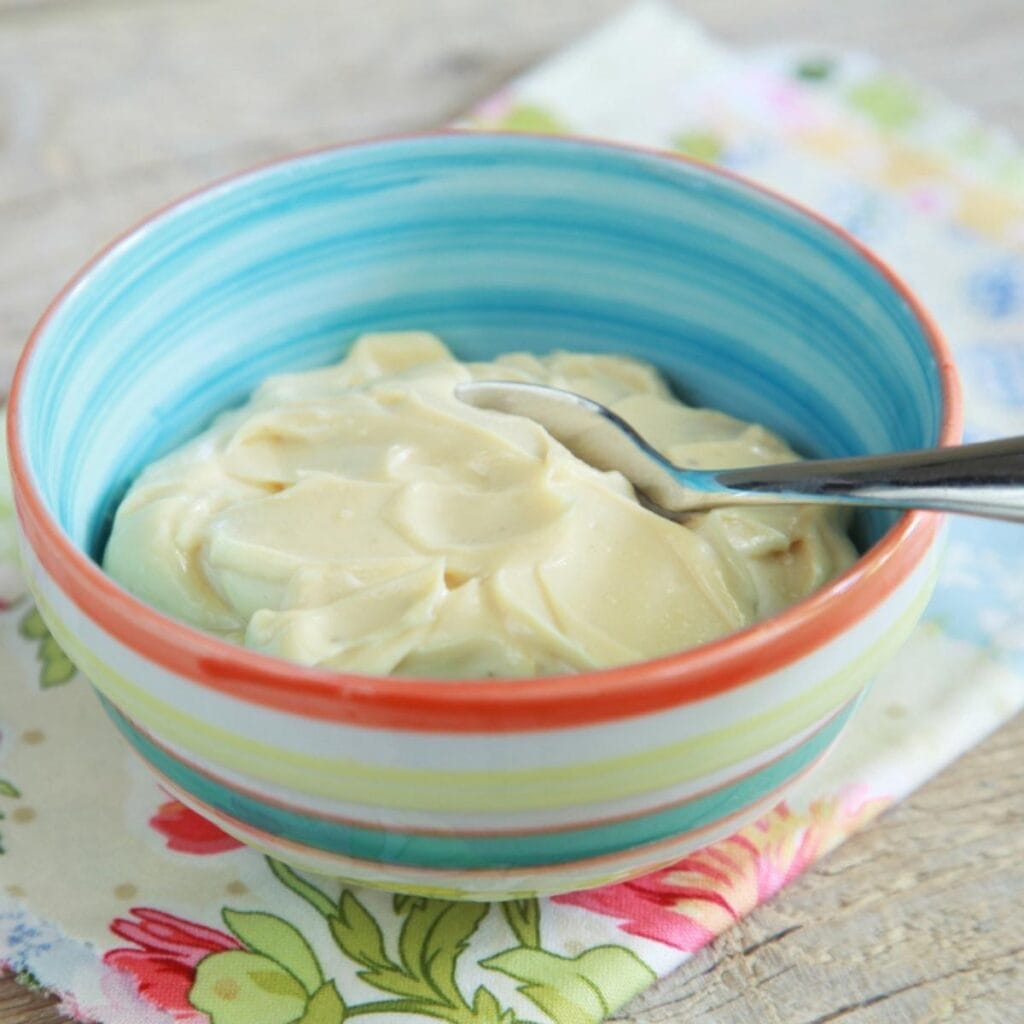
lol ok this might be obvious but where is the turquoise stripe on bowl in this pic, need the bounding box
[99,695,856,870]
[18,134,945,562]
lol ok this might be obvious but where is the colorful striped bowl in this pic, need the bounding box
[7,133,961,899]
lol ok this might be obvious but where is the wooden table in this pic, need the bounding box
[1,1,1022,1020]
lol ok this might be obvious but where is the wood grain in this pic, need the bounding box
[1,1,1022,1021]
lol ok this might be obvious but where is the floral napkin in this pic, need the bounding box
[2,3,1023,1022]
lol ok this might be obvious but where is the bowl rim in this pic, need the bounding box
[6,130,963,733]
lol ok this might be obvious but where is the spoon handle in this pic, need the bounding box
[714,435,1024,522]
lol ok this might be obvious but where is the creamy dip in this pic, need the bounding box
[104,333,856,677]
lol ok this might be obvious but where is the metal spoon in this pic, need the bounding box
[456,380,1024,523]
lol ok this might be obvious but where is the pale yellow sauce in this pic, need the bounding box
[104,333,856,677]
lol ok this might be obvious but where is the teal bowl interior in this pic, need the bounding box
[19,133,944,562]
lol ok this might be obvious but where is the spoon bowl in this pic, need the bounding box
[457,380,1024,523]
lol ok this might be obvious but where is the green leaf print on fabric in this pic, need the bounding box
[502,899,541,950]
[398,897,489,1008]
[296,982,346,1024]
[846,74,923,130]
[270,859,527,1024]
[794,57,834,82]
[189,906,345,1024]
[493,104,565,134]
[190,949,319,1024]
[329,890,393,971]
[329,888,497,1020]
[468,986,519,1024]
[222,909,324,994]
[481,947,655,1024]
[672,130,724,163]
[200,858,654,1024]
[19,607,76,687]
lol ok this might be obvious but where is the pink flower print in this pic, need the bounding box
[554,787,890,952]
[149,799,244,855]
[104,908,241,1022]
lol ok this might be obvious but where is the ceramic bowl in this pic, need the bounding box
[6,133,961,899]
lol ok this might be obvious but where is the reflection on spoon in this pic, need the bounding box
[456,380,1024,523]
